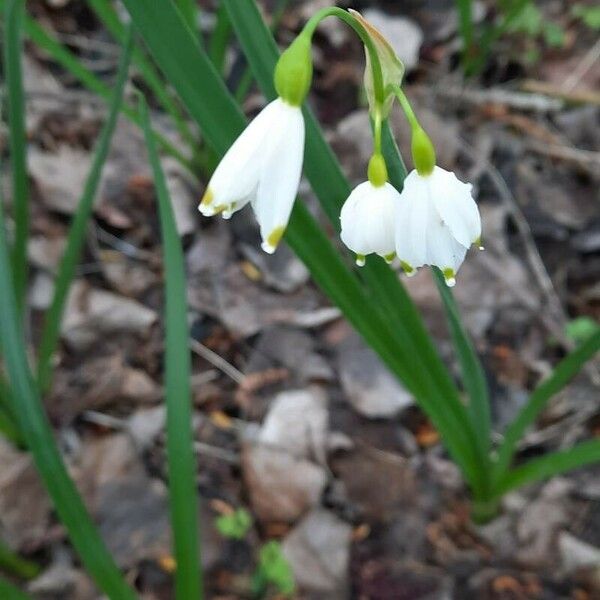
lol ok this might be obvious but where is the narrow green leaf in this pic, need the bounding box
[122,0,486,495]
[36,27,134,393]
[0,577,31,600]
[175,0,198,33]
[4,0,29,307]
[433,267,491,458]
[0,137,136,600]
[139,95,203,600]
[209,2,232,72]
[493,331,600,483]
[495,439,600,496]
[88,0,195,147]
[455,0,474,64]
[0,540,40,580]
[0,28,136,598]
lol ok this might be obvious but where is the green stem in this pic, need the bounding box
[301,7,385,108]
[388,84,419,130]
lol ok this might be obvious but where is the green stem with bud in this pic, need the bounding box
[301,7,386,109]
[388,84,436,176]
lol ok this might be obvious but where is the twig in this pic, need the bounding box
[521,80,600,106]
[189,339,244,384]
[562,38,600,93]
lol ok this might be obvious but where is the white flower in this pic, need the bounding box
[340,181,399,266]
[395,166,481,286]
[199,98,305,254]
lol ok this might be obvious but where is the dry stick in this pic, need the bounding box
[521,80,600,106]
[562,37,600,93]
[189,339,244,384]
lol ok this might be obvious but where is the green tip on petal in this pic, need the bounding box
[200,188,213,207]
[443,267,456,287]
[383,252,396,264]
[475,236,484,251]
[262,226,285,254]
[355,254,366,267]
[400,260,415,276]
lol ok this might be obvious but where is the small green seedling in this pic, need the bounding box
[252,541,295,598]
[215,508,253,540]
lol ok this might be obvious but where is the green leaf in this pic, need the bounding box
[565,316,600,345]
[215,509,253,540]
[139,94,203,600]
[4,0,29,307]
[495,439,600,496]
[255,541,295,597]
[0,117,136,600]
[36,27,134,393]
[433,268,492,461]
[493,331,600,484]
[121,0,486,496]
[222,0,488,494]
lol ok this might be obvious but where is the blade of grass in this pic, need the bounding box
[4,0,29,307]
[494,439,600,496]
[36,27,134,393]
[209,2,232,72]
[175,0,198,34]
[493,331,600,484]
[121,0,486,495]
[0,577,31,600]
[1,3,191,170]
[0,133,136,600]
[0,541,40,580]
[433,267,491,457]
[88,0,195,148]
[455,0,474,65]
[139,94,202,600]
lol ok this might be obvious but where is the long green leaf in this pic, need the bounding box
[493,331,600,483]
[433,267,491,458]
[0,46,136,600]
[0,577,31,600]
[36,27,134,393]
[208,2,232,72]
[221,0,488,494]
[88,0,195,147]
[121,0,486,494]
[140,95,203,600]
[495,439,600,496]
[4,0,29,307]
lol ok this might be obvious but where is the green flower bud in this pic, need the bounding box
[411,126,436,176]
[274,34,313,107]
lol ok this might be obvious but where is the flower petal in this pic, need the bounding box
[199,99,282,217]
[429,166,481,248]
[424,196,467,273]
[253,102,305,253]
[395,169,429,269]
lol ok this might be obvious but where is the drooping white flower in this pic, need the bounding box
[340,180,399,266]
[199,98,305,253]
[395,166,481,286]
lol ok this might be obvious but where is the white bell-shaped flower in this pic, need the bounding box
[340,179,399,266]
[395,166,481,286]
[199,98,305,253]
